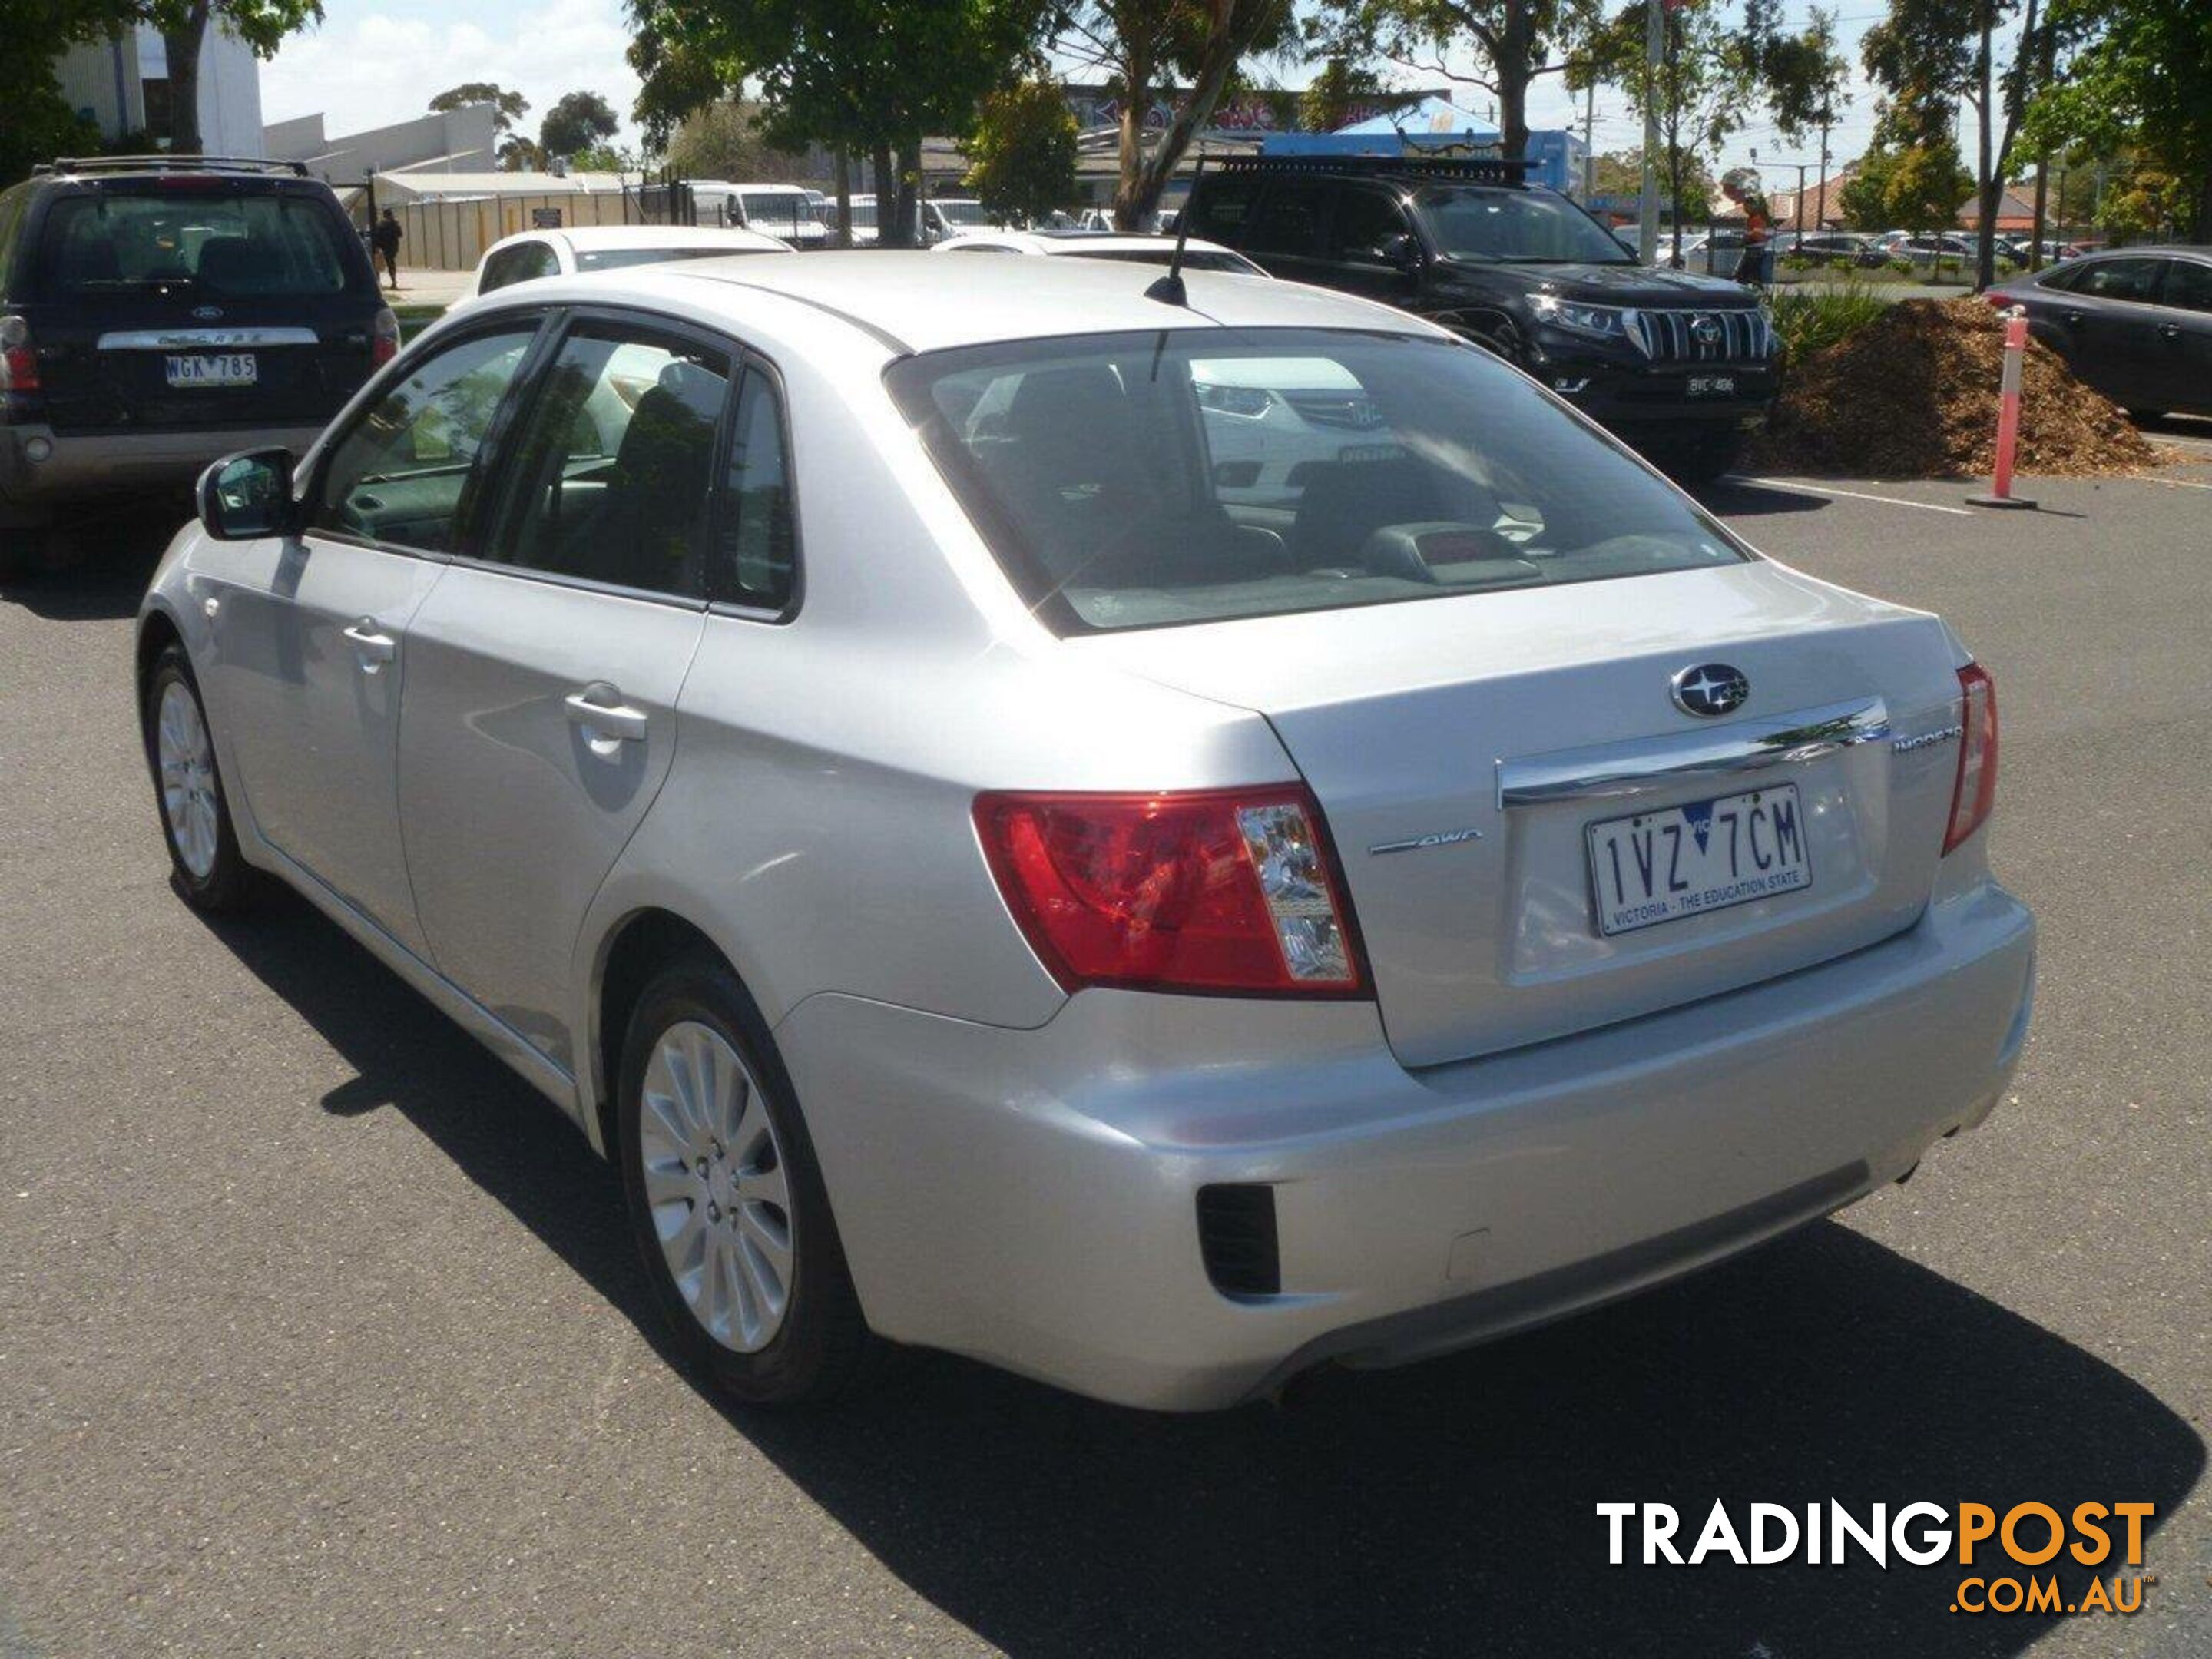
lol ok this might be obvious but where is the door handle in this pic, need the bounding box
[564,687,649,743]
[2063,310,2085,327]
[2160,322,2183,339]
[342,619,396,668]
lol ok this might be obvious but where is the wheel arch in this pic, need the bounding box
[134,608,187,758]
[588,906,738,1158]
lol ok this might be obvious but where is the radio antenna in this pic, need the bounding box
[1144,149,1206,307]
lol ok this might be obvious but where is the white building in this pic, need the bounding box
[53,24,265,156]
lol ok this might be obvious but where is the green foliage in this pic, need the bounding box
[541,90,621,159]
[1298,55,1385,131]
[1588,147,1714,220]
[571,144,641,172]
[964,75,1077,225]
[0,74,100,187]
[1581,2,1760,237]
[663,101,815,184]
[2023,0,2212,236]
[1838,139,1972,232]
[430,82,531,134]
[1767,276,1889,364]
[1859,0,1979,150]
[2094,165,2191,239]
[1337,0,1601,161]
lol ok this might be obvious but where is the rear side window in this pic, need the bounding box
[713,369,797,610]
[481,240,559,292]
[1243,181,1330,259]
[2159,259,2212,313]
[888,329,1749,634]
[1187,178,1257,245]
[39,190,356,298]
[488,323,733,599]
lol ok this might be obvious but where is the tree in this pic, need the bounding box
[153,0,323,154]
[629,0,1045,245]
[429,82,531,134]
[1299,55,1385,131]
[1324,0,1599,164]
[664,101,817,184]
[965,75,1078,225]
[2022,0,2212,238]
[1840,137,1972,253]
[1589,147,1713,219]
[1056,0,1296,228]
[541,90,621,160]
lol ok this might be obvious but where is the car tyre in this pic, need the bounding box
[2124,409,2164,426]
[618,956,879,1408]
[142,644,259,911]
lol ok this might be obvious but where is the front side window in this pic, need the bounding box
[310,326,539,550]
[1331,189,1416,263]
[488,323,732,599]
[1419,187,1634,265]
[2075,259,2162,303]
[41,189,357,297]
[888,328,1748,634]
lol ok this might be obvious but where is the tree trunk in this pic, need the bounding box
[2194,167,2212,243]
[871,144,897,246]
[1122,0,1279,227]
[163,0,210,155]
[1112,41,1155,230]
[1496,0,1533,161]
[833,147,851,249]
[895,139,919,248]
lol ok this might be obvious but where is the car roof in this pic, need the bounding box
[492,250,1446,356]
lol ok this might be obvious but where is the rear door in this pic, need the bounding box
[1238,177,1338,286]
[201,315,547,955]
[28,175,382,432]
[2151,257,2212,412]
[395,310,731,1074]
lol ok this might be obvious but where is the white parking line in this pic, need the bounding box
[1730,475,1977,515]
[2137,474,2212,492]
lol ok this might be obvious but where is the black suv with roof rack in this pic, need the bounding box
[1184,156,1779,480]
[0,155,393,576]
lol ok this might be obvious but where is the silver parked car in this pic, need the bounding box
[137,254,2034,1411]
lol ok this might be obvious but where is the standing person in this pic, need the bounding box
[371,208,403,290]
[1720,168,1772,288]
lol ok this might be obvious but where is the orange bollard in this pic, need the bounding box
[1969,306,2038,510]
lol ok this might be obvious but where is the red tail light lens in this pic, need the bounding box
[1943,663,1999,853]
[974,786,1368,997]
[371,306,400,366]
[0,316,38,392]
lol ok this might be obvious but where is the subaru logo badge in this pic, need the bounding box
[1671,663,1750,717]
[1690,313,1723,346]
[192,305,224,321]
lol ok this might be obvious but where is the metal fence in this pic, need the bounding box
[346,179,704,271]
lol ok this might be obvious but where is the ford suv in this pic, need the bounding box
[1184,157,1779,481]
[0,154,393,578]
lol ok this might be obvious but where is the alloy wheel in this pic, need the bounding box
[156,680,220,880]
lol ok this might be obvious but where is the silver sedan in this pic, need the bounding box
[136,254,2034,1410]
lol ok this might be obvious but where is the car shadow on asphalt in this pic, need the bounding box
[1690,478,1832,518]
[0,508,181,623]
[203,892,2205,1659]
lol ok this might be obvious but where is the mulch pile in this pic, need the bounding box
[1750,298,2165,478]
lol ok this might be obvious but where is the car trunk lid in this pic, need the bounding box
[1069,561,1969,1068]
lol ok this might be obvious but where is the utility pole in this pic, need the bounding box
[1815,121,1831,232]
[1637,0,1661,261]
[1583,76,1596,200]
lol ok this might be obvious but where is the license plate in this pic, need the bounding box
[165,353,257,388]
[1687,373,1736,397]
[1586,784,1811,936]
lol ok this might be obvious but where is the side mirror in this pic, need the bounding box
[197,448,296,541]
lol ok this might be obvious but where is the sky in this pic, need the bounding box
[259,0,1915,185]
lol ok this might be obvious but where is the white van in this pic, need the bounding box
[687,182,828,248]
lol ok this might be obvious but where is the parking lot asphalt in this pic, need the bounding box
[3,445,2209,1659]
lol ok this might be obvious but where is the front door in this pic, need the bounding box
[204,319,544,955]
[397,313,733,1073]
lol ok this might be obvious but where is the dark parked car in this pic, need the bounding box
[0,154,393,577]
[1184,157,1779,480]
[1985,246,2212,419]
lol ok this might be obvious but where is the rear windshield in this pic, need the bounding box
[40,189,356,298]
[574,244,778,272]
[886,328,1748,634]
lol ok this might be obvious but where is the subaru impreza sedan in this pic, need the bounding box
[136,254,2033,1411]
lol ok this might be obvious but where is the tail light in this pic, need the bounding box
[974,786,1368,997]
[0,316,38,392]
[371,306,400,367]
[1943,663,1999,853]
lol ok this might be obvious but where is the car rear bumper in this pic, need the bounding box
[777,876,2035,1410]
[0,422,328,522]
